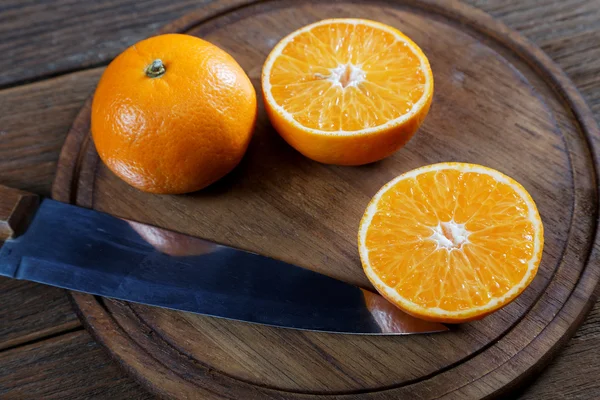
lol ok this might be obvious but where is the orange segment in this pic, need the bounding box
[358,163,544,323]
[262,19,434,165]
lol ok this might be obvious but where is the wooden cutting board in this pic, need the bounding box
[52,0,600,398]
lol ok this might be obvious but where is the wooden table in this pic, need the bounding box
[1,0,599,398]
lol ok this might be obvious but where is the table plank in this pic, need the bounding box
[0,68,102,195]
[475,0,600,114]
[0,0,211,88]
[0,308,598,400]
[2,0,599,98]
[0,70,102,352]
[0,278,79,351]
[0,330,151,399]
[519,301,600,399]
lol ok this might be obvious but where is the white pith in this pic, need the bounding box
[358,163,544,319]
[319,63,366,89]
[430,221,469,249]
[262,18,432,136]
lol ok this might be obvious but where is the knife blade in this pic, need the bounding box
[0,186,447,335]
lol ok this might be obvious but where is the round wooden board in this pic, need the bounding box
[53,0,600,398]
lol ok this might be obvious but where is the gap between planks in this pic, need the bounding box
[0,323,83,353]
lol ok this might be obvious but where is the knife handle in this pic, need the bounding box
[0,185,40,241]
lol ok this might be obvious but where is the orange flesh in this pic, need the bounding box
[364,169,535,312]
[268,22,426,132]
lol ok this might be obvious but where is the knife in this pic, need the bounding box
[0,185,447,335]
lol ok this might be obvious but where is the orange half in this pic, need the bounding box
[262,18,433,165]
[358,163,544,323]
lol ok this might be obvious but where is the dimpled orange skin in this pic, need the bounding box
[91,34,257,194]
[263,97,432,166]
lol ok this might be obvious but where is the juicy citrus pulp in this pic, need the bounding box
[358,163,544,323]
[262,19,433,165]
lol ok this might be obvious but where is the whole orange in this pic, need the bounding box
[91,34,257,194]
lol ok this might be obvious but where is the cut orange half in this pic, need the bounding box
[358,163,544,323]
[262,18,433,165]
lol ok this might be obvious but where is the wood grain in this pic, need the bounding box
[0,330,150,399]
[0,71,102,354]
[518,301,600,399]
[3,0,598,108]
[52,0,600,399]
[0,69,102,195]
[0,0,599,399]
[0,0,213,88]
[0,278,79,351]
